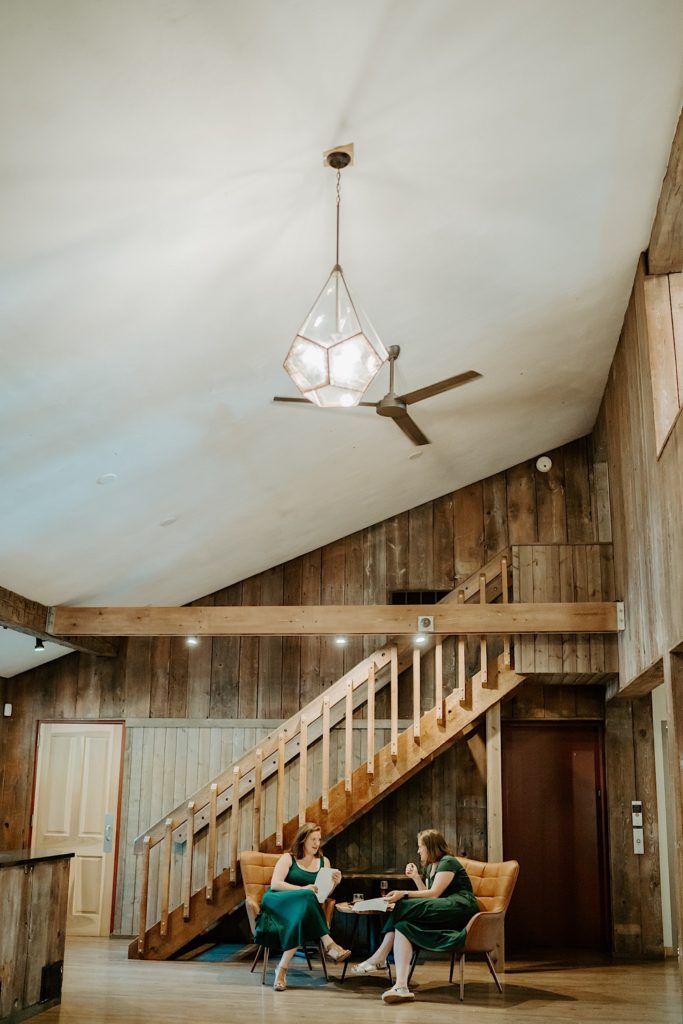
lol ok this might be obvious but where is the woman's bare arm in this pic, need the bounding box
[386,870,454,904]
[269,853,317,892]
[405,862,426,890]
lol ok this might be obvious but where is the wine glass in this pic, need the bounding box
[380,879,389,899]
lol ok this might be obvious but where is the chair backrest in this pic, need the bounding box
[459,857,519,914]
[240,851,281,933]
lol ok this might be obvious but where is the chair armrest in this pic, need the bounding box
[463,910,506,953]
[323,898,336,928]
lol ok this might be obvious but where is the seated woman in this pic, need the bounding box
[253,821,351,991]
[352,828,479,1003]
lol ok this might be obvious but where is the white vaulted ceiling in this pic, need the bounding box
[1,1,682,676]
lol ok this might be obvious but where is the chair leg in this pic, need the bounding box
[459,953,465,1001]
[303,946,313,970]
[319,941,329,981]
[250,945,263,974]
[484,951,503,994]
[448,951,456,984]
[262,947,270,985]
[407,946,419,984]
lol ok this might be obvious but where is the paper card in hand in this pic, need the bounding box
[315,866,335,903]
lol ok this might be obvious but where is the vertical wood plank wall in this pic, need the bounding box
[0,435,609,856]
[592,257,681,960]
[0,432,662,957]
[594,258,683,688]
[512,543,618,678]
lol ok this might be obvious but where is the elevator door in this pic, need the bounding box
[502,721,610,952]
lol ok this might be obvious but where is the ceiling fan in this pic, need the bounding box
[273,345,482,446]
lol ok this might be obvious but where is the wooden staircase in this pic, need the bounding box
[129,552,522,960]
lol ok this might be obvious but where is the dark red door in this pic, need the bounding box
[502,722,610,952]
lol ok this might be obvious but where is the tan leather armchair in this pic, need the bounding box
[408,856,519,1000]
[240,850,335,984]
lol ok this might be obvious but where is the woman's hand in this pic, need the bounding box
[385,889,407,906]
[331,869,342,888]
[405,862,419,879]
[305,883,318,893]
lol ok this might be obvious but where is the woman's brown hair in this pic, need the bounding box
[289,822,322,860]
[417,828,453,864]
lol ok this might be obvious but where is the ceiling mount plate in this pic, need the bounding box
[323,143,354,168]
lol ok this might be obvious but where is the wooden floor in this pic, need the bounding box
[40,938,681,1024]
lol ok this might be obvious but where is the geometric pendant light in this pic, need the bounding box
[283,149,389,407]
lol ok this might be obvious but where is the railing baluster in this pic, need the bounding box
[390,645,398,759]
[322,698,330,812]
[479,573,488,685]
[182,802,194,920]
[413,648,421,741]
[137,834,151,953]
[502,555,511,667]
[206,785,217,901]
[457,590,466,699]
[253,748,262,849]
[229,765,240,880]
[367,663,375,776]
[160,820,172,936]
[435,641,444,722]
[276,732,285,848]
[345,680,353,792]
[299,716,308,823]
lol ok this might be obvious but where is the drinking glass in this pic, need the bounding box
[380,880,389,898]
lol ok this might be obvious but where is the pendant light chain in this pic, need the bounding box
[335,169,342,267]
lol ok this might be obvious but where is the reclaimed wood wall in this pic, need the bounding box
[512,543,618,678]
[594,258,683,690]
[0,434,609,855]
[592,256,680,960]
[1,431,661,957]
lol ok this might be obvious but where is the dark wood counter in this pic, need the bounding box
[0,851,73,1022]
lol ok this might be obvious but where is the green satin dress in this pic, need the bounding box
[382,855,479,950]
[253,854,330,950]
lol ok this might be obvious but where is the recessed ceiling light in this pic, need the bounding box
[334,636,347,646]
[96,473,117,485]
[159,516,179,527]
[186,636,199,647]
[409,450,423,461]
[415,635,427,645]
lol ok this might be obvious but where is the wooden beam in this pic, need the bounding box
[0,584,118,658]
[51,601,620,636]
[649,107,683,275]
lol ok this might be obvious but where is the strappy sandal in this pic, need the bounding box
[273,968,287,992]
[351,960,388,975]
[325,942,352,963]
[381,985,414,1003]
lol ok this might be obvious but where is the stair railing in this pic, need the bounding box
[133,551,511,953]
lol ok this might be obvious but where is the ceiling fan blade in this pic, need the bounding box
[393,410,430,446]
[399,370,482,406]
[274,396,378,409]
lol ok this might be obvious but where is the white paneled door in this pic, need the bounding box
[31,723,123,936]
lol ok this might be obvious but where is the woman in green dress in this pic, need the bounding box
[253,821,351,991]
[351,828,479,1003]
